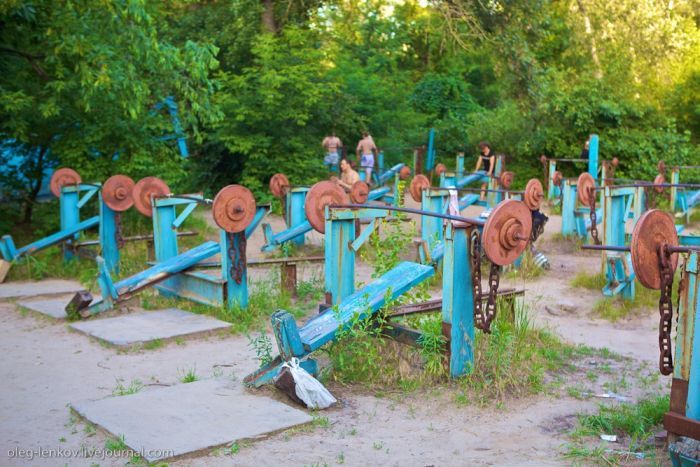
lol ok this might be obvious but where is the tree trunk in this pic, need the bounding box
[23,146,47,224]
[576,0,603,79]
[261,0,277,33]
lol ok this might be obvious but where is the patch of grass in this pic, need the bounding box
[179,366,198,383]
[104,434,128,452]
[565,395,669,461]
[112,379,143,396]
[592,282,659,321]
[247,333,273,366]
[142,339,163,350]
[505,249,545,281]
[570,272,606,290]
[297,276,324,302]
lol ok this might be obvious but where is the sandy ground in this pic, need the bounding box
[0,201,680,466]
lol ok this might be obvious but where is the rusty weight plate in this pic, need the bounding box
[539,155,548,165]
[654,174,666,193]
[102,175,135,212]
[409,174,430,202]
[269,173,290,198]
[350,181,369,204]
[482,200,532,266]
[132,177,171,217]
[305,181,350,234]
[500,171,514,189]
[611,157,619,168]
[435,163,446,176]
[658,160,666,174]
[50,168,82,197]
[576,172,596,208]
[631,210,679,290]
[399,166,411,180]
[552,171,563,186]
[523,179,544,211]
[212,185,256,233]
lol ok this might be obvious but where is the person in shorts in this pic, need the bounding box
[475,141,495,200]
[322,132,343,171]
[355,132,377,184]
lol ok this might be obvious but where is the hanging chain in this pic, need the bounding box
[470,230,484,330]
[114,212,125,249]
[588,187,600,245]
[469,229,501,333]
[227,231,247,285]
[658,244,675,375]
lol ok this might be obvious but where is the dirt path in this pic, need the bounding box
[0,209,675,466]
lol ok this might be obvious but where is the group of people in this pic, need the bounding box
[322,131,497,200]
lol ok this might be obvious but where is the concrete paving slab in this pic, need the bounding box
[69,308,231,346]
[16,296,73,319]
[0,279,84,299]
[71,378,312,461]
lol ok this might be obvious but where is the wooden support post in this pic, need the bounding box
[588,134,599,179]
[286,188,308,247]
[98,193,120,275]
[324,206,355,305]
[602,186,635,300]
[59,186,81,261]
[281,262,297,298]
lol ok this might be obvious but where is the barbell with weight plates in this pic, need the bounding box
[132,177,171,217]
[350,181,369,204]
[409,174,430,202]
[305,181,350,234]
[523,179,544,211]
[211,185,257,233]
[269,173,290,199]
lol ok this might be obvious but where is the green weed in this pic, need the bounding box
[247,333,274,366]
[112,379,143,396]
[570,272,606,290]
[104,434,128,452]
[505,249,545,281]
[142,339,163,350]
[179,366,198,383]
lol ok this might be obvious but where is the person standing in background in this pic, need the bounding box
[356,132,378,184]
[322,131,343,171]
[474,141,495,200]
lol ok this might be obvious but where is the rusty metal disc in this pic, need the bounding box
[305,181,350,234]
[132,177,171,217]
[654,174,665,193]
[523,179,544,211]
[539,155,548,165]
[102,175,135,212]
[499,171,514,189]
[212,185,256,233]
[350,181,369,204]
[269,173,290,198]
[552,171,563,187]
[576,172,596,208]
[611,157,619,168]
[409,174,430,202]
[631,210,679,290]
[435,163,446,176]
[657,160,666,174]
[482,200,532,266]
[399,166,411,180]
[50,168,82,197]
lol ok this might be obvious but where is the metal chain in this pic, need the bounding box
[227,231,247,285]
[470,230,484,330]
[658,244,674,375]
[114,212,125,249]
[588,187,600,244]
[483,263,501,333]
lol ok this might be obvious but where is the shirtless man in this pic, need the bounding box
[355,132,378,184]
[474,141,495,200]
[322,132,343,170]
[334,158,360,192]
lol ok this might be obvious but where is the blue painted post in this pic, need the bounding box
[456,153,465,179]
[426,129,435,172]
[98,193,120,275]
[59,186,81,260]
[221,230,248,308]
[561,180,576,237]
[153,201,179,262]
[588,134,599,178]
[421,189,448,251]
[602,186,635,299]
[670,167,680,212]
[324,206,355,304]
[442,223,475,377]
[547,160,557,200]
[286,188,308,247]
[377,151,385,175]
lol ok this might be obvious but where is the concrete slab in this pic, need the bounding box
[69,308,231,346]
[16,296,73,319]
[0,279,83,299]
[71,379,312,462]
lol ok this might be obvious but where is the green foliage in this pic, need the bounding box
[247,333,274,366]
[112,379,143,396]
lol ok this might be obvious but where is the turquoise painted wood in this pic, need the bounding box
[377,163,405,185]
[459,193,480,210]
[588,134,599,178]
[601,186,635,299]
[421,189,448,250]
[547,160,558,200]
[98,193,120,275]
[426,128,436,171]
[1,216,99,261]
[286,188,308,246]
[244,260,435,387]
[442,223,475,377]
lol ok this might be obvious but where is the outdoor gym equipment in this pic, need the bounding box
[262,169,409,252]
[582,211,700,463]
[657,162,700,225]
[541,134,600,200]
[244,195,533,386]
[0,168,100,281]
[436,154,507,194]
[68,181,267,318]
